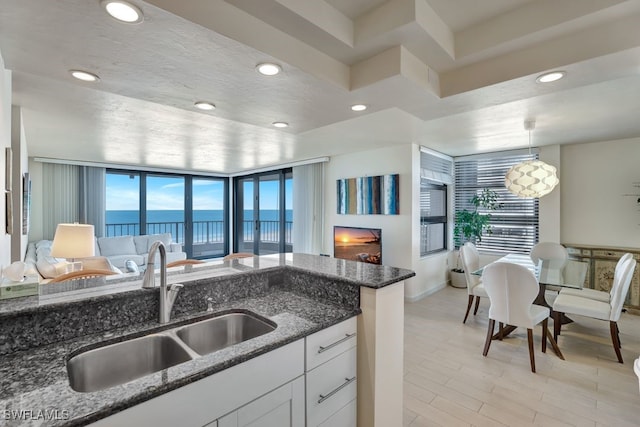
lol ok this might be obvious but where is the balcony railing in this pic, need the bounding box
[105,220,293,245]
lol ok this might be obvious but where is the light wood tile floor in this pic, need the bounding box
[403,286,640,427]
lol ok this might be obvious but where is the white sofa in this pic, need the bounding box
[26,233,186,280]
[95,233,186,270]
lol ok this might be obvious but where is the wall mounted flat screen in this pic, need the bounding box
[334,226,382,265]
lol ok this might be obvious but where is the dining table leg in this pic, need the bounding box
[545,327,565,360]
[535,284,573,324]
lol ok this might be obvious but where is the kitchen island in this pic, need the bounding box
[0,253,414,426]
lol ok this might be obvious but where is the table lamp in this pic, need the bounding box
[50,223,95,272]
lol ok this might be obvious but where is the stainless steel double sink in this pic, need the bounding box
[67,311,276,393]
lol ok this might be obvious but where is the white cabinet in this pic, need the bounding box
[217,376,304,427]
[318,398,356,427]
[305,318,357,427]
[89,340,304,427]
[89,317,358,427]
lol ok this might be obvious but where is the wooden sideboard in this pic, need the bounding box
[564,244,640,312]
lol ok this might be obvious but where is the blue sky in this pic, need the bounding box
[106,173,292,211]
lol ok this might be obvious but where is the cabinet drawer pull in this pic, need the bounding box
[317,332,356,354]
[318,376,356,404]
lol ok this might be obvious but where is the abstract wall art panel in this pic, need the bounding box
[337,174,399,215]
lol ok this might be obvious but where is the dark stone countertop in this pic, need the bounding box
[257,253,416,289]
[0,253,414,426]
[0,289,359,426]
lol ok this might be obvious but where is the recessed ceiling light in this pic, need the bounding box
[101,0,144,24]
[272,122,288,128]
[536,71,566,83]
[351,104,367,111]
[69,70,100,82]
[256,63,282,76]
[194,101,216,111]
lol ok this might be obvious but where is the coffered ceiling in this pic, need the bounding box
[1,0,639,173]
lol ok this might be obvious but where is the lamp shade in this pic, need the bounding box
[50,223,95,259]
[505,160,559,198]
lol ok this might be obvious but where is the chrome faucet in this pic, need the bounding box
[142,241,183,323]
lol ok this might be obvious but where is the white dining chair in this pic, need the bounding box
[559,253,633,302]
[481,261,555,373]
[530,242,569,266]
[553,257,636,363]
[530,242,569,304]
[460,242,488,323]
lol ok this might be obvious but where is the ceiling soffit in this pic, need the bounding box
[148,0,640,103]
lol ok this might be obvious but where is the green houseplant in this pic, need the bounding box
[450,189,501,287]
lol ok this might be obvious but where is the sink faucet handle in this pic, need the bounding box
[206,297,214,312]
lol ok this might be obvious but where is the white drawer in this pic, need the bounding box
[306,317,357,371]
[306,346,357,427]
[318,398,356,427]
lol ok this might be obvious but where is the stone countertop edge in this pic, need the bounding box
[0,290,361,427]
[0,257,415,317]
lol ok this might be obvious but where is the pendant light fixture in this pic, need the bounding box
[504,120,559,198]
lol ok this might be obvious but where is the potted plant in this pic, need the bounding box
[450,188,501,288]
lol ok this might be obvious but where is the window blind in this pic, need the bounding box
[454,153,539,255]
[419,147,451,256]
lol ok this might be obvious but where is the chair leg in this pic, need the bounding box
[463,295,474,323]
[553,311,562,341]
[498,322,504,340]
[473,296,481,315]
[617,323,621,348]
[610,321,624,363]
[527,328,536,373]
[541,318,548,353]
[483,319,495,357]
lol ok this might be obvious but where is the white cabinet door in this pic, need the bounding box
[218,376,304,427]
[318,399,356,427]
[306,317,357,371]
[306,346,357,426]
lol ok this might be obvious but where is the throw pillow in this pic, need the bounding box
[98,235,137,257]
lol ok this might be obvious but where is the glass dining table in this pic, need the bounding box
[473,253,589,358]
[473,253,588,309]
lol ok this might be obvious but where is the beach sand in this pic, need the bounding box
[335,244,381,264]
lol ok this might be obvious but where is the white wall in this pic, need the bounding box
[323,144,449,301]
[0,52,11,267]
[561,137,640,247]
[539,145,561,243]
[323,144,414,280]
[11,106,29,261]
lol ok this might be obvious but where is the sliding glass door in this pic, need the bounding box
[146,175,185,243]
[106,170,228,259]
[234,169,292,255]
[192,178,227,258]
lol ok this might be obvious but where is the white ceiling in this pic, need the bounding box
[1,0,639,174]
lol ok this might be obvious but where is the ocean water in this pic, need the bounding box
[106,210,293,223]
[105,210,293,243]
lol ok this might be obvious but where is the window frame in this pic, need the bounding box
[105,169,229,259]
[420,179,448,256]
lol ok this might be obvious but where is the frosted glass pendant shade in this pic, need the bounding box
[50,223,95,259]
[505,160,559,198]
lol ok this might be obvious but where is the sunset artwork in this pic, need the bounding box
[334,226,382,265]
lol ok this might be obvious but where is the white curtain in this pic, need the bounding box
[43,163,80,239]
[79,166,106,237]
[292,162,324,254]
